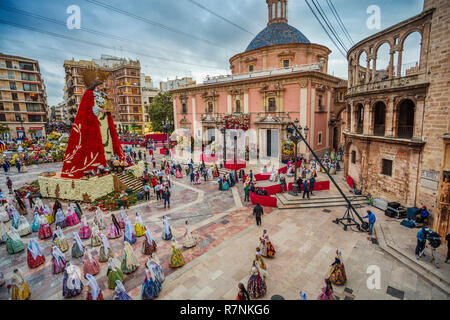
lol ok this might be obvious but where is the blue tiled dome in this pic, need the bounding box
[246,22,310,52]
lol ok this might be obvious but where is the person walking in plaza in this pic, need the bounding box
[236,283,251,300]
[162,187,171,209]
[327,250,347,285]
[279,173,286,193]
[415,227,427,259]
[309,176,316,196]
[143,183,151,201]
[302,180,309,199]
[317,278,336,300]
[6,177,12,194]
[364,210,376,237]
[25,190,35,209]
[162,215,173,241]
[253,203,264,226]
[244,184,250,202]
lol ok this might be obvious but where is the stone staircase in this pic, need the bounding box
[115,172,144,192]
[275,193,369,209]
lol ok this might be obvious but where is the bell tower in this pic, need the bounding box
[266,0,288,25]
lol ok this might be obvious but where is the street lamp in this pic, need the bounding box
[234,135,237,166]
[286,119,308,196]
[220,120,226,168]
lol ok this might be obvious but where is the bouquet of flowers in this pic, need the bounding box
[223,113,250,131]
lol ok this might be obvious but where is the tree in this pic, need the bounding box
[147,92,174,133]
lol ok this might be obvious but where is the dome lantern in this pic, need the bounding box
[267,0,288,25]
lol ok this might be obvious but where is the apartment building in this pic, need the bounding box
[160,77,196,92]
[0,53,48,139]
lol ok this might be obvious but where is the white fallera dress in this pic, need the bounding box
[183,225,196,248]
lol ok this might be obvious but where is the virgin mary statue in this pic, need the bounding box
[61,70,124,179]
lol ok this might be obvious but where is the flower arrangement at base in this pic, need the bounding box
[87,190,145,212]
[17,180,41,197]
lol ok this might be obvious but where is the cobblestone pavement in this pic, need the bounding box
[0,160,448,300]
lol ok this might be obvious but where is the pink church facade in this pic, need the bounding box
[171,0,346,164]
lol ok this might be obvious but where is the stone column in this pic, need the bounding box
[371,59,377,82]
[350,102,356,133]
[413,98,425,141]
[389,51,395,79]
[366,59,371,84]
[396,50,403,78]
[385,98,394,137]
[363,101,371,135]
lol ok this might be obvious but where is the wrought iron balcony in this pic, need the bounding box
[373,124,386,136]
[397,125,414,139]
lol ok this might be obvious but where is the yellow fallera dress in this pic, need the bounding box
[134,223,146,237]
[10,279,31,300]
[169,244,185,268]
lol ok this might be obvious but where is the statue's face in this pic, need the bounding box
[96,83,104,91]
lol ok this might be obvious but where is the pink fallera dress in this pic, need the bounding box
[108,223,122,239]
[66,212,80,227]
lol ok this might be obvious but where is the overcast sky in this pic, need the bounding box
[0,0,424,106]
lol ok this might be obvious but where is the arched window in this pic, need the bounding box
[278,1,282,18]
[397,99,415,139]
[401,31,422,77]
[375,42,391,81]
[373,102,386,136]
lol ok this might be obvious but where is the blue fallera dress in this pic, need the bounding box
[141,275,162,300]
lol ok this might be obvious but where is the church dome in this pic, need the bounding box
[246,22,310,52]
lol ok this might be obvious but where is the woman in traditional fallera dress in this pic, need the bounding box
[134,212,146,237]
[107,257,123,289]
[169,240,185,268]
[114,280,133,300]
[78,216,91,239]
[99,234,115,263]
[0,204,9,222]
[259,229,276,258]
[51,246,67,275]
[175,166,183,178]
[11,208,21,229]
[146,254,165,283]
[142,226,157,255]
[5,227,24,254]
[247,262,267,299]
[161,215,173,241]
[124,218,137,245]
[253,247,267,271]
[327,250,347,285]
[93,207,106,230]
[71,232,85,258]
[118,207,127,230]
[213,164,219,178]
[108,214,122,239]
[121,241,139,274]
[83,249,101,277]
[16,215,31,236]
[66,205,80,227]
[236,282,251,300]
[141,265,162,300]
[38,215,52,240]
[52,199,62,221]
[90,224,102,247]
[26,238,45,269]
[44,205,54,225]
[63,262,84,298]
[86,274,103,300]
[55,208,67,229]
[317,278,336,300]
[183,220,196,248]
[31,212,40,233]
[8,269,30,300]
[0,221,7,244]
[53,226,69,253]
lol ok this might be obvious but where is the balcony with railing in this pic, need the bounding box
[356,123,364,134]
[397,125,414,139]
[254,111,290,124]
[373,124,386,136]
[348,71,428,96]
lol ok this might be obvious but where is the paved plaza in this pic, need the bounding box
[0,158,449,300]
